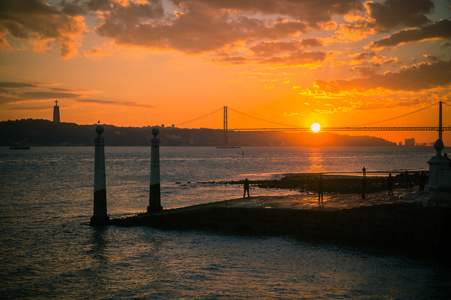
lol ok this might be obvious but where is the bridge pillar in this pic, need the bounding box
[427,139,451,207]
[223,106,228,146]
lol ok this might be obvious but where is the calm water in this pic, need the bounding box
[1,146,450,299]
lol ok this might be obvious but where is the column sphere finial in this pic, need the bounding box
[96,124,104,136]
[152,127,159,137]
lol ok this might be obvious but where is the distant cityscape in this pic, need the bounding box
[0,100,437,147]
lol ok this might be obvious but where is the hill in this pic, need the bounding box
[0,119,396,147]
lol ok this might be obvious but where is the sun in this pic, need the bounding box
[311,123,321,133]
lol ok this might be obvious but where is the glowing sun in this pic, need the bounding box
[311,123,321,133]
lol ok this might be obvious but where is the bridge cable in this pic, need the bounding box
[356,101,438,126]
[176,107,222,127]
[228,107,300,128]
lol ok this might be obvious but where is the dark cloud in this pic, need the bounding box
[0,81,83,103]
[20,91,82,100]
[353,51,377,60]
[8,105,52,111]
[261,51,327,66]
[0,81,42,88]
[315,59,451,92]
[423,54,438,61]
[211,55,251,65]
[370,19,451,48]
[250,39,323,56]
[170,0,363,24]
[350,66,380,76]
[0,0,87,58]
[366,0,434,30]
[76,99,155,108]
[95,2,313,54]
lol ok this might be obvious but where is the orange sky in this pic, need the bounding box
[1,0,450,144]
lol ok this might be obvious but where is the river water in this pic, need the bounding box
[1,146,450,299]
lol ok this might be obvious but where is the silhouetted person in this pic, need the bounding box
[404,170,411,189]
[418,171,427,195]
[317,174,324,204]
[243,178,250,198]
[445,153,451,167]
[362,166,366,177]
[361,176,366,199]
[387,173,394,195]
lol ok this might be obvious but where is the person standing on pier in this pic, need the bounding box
[404,170,411,189]
[243,178,250,198]
[418,171,427,195]
[387,173,394,195]
[361,166,367,199]
[317,174,324,204]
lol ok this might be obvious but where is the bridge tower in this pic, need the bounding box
[223,106,228,145]
[439,100,443,141]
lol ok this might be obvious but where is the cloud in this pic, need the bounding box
[261,51,327,67]
[334,0,436,42]
[92,0,362,55]
[370,19,451,49]
[83,46,112,57]
[0,0,88,58]
[171,0,363,24]
[0,81,83,104]
[19,91,82,100]
[95,2,314,54]
[250,39,324,57]
[0,81,42,88]
[0,80,154,109]
[365,0,434,30]
[8,105,52,111]
[213,49,327,67]
[76,99,156,108]
[314,59,451,92]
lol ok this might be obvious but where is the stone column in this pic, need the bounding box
[148,128,163,212]
[90,124,109,225]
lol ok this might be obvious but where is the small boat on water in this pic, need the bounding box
[9,139,31,150]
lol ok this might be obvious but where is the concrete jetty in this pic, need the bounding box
[110,190,451,252]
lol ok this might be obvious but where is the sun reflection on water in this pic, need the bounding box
[308,150,324,173]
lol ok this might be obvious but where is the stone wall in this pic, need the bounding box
[112,203,451,252]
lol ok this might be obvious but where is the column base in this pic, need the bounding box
[147,205,163,213]
[90,215,110,225]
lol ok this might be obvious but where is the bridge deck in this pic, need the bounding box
[230,127,451,132]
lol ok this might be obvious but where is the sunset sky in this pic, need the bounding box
[1,0,450,144]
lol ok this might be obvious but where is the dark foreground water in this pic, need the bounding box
[1,146,450,299]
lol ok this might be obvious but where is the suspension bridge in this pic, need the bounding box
[175,101,451,145]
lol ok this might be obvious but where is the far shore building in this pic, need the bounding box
[404,138,415,147]
[53,100,60,123]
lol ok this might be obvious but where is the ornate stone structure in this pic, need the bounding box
[427,139,451,206]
